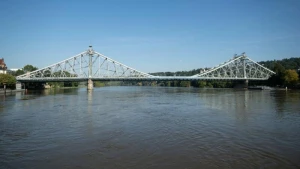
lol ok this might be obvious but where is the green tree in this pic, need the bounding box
[94,81,106,87]
[284,69,299,86]
[8,69,24,76]
[268,62,286,86]
[47,82,64,88]
[15,69,25,76]
[0,74,16,88]
[206,82,213,88]
[63,82,79,87]
[23,65,38,73]
[273,62,286,74]
[180,81,190,87]
[198,81,206,88]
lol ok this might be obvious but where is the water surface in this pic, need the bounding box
[1,87,300,169]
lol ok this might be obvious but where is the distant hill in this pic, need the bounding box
[259,57,300,70]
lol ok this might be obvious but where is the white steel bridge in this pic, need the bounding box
[16,46,275,84]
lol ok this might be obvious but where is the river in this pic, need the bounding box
[1,87,300,169]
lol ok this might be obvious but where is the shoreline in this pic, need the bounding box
[0,89,25,95]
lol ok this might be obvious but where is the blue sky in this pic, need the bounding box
[0,0,300,73]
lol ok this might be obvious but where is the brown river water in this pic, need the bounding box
[0,87,300,169]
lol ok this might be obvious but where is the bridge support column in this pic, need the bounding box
[87,79,93,90]
[244,79,249,88]
[16,82,22,90]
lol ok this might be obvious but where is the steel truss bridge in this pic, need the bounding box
[17,46,275,83]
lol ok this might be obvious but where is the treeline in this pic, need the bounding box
[149,57,300,88]
[45,82,79,88]
[259,57,300,70]
[92,80,236,88]
[151,69,202,77]
[155,80,235,88]
[9,65,38,76]
[259,58,300,88]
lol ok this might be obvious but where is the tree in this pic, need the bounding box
[198,81,206,88]
[268,62,286,86]
[23,65,38,73]
[15,69,25,76]
[180,81,190,87]
[284,69,299,86]
[0,74,16,88]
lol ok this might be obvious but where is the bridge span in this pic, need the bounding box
[17,76,273,82]
[17,46,275,89]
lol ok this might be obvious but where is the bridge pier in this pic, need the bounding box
[233,80,249,88]
[87,79,93,90]
[16,82,22,90]
[244,79,249,88]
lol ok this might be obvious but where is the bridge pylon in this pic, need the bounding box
[16,46,154,84]
[192,53,275,80]
[88,45,94,90]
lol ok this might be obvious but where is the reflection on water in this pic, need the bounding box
[0,87,300,169]
[272,90,300,115]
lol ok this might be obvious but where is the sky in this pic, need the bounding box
[0,0,300,73]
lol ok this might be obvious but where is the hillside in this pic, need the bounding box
[259,57,300,70]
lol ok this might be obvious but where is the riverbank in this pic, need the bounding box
[46,86,80,89]
[0,89,25,95]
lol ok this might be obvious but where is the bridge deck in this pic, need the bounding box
[17,76,268,82]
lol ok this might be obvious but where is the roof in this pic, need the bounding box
[0,58,7,70]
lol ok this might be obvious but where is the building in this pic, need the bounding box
[0,58,7,74]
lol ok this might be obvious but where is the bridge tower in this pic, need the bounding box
[87,45,94,90]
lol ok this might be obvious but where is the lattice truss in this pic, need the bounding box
[17,47,153,80]
[192,53,275,80]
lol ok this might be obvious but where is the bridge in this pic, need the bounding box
[16,46,275,90]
